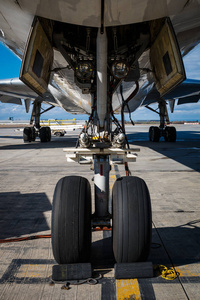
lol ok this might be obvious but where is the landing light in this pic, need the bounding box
[111,61,130,79]
[75,62,93,79]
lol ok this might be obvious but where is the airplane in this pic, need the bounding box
[0,0,200,266]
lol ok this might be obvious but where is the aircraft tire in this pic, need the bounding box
[54,131,62,137]
[30,127,36,141]
[112,176,152,263]
[164,126,176,142]
[149,126,160,142]
[52,176,91,264]
[39,126,51,142]
[23,127,35,142]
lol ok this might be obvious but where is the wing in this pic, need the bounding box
[0,78,36,113]
[0,77,63,113]
[142,79,200,113]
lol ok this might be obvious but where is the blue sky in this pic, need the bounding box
[0,42,199,121]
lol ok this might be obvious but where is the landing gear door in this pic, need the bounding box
[150,18,185,97]
[20,18,54,96]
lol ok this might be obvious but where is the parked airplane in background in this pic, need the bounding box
[0,1,200,265]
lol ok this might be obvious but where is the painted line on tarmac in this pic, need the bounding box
[116,279,141,300]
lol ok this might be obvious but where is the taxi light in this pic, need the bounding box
[75,62,93,79]
[111,61,130,79]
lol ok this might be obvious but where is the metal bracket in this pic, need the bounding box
[63,147,140,164]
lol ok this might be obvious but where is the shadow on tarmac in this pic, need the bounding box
[0,259,55,284]
[127,131,200,172]
[0,137,77,150]
[150,221,200,267]
[0,191,51,239]
[0,136,23,139]
[91,219,200,270]
[127,130,200,143]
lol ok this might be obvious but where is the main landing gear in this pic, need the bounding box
[149,125,176,142]
[23,100,52,143]
[23,126,51,142]
[147,100,177,142]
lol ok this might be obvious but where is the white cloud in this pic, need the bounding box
[0,102,30,120]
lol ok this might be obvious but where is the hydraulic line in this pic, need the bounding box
[120,81,139,132]
[0,234,51,243]
[120,81,139,176]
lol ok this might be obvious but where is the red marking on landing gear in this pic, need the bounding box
[92,227,112,231]
[100,164,103,176]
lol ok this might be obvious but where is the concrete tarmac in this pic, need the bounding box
[0,124,200,299]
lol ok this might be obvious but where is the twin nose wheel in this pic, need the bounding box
[51,175,152,264]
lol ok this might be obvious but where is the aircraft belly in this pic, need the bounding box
[112,77,154,114]
[49,73,91,115]
[49,86,88,114]
[0,1,33,58]
[104,0,200,27]
[0,1,199,64]
[12,0,200,28]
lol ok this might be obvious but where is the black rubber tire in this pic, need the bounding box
[112,176,152,263]
[39,126,51,142]
[54,132,62,137]
[30,127,36,141]
[52,176,91,264]
[149,126,160,142]
[164,126,176,142]
[23,127,35,142]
